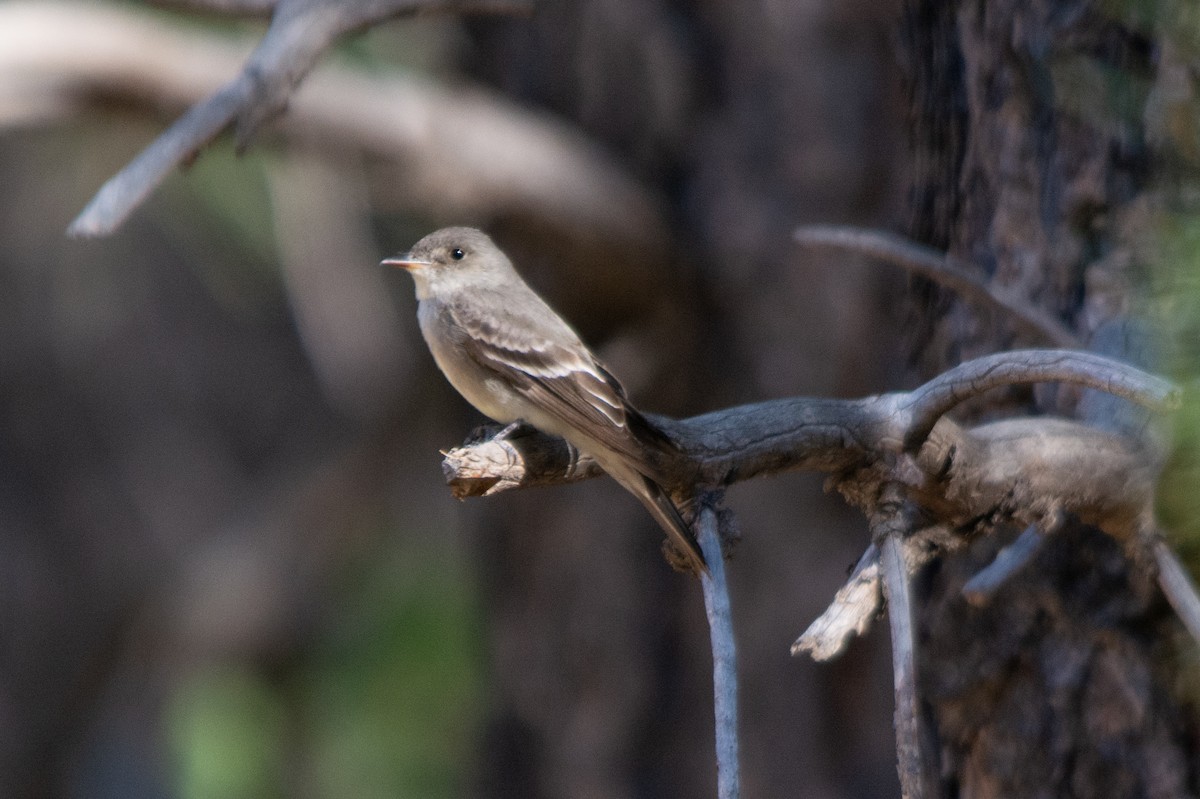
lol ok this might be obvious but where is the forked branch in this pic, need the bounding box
[442,347,1189,660]
[443,350,1175,517]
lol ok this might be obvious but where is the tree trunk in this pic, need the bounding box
[903,1,1197,795]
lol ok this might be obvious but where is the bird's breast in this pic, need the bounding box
[417,299,522,424]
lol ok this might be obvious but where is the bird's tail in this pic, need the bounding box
[589,447,709,576]
[632,475,709,576]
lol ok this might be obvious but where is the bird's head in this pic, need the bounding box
[382,227,514,300]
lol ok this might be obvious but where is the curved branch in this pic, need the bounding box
[901,349,1179,452]
[64,0,531,236]
[436,343,1200,660]
[793,225,1080,348]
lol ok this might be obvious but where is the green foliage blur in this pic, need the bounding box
[1151,214,1200,563]
[169,537,483,799]
[145,137,487,797]
[2,28,487,789]
[1133,1,1200,566]
[1052,1,1200,569]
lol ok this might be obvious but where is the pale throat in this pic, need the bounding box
[410,270,432,301]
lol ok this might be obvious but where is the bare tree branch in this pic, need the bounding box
[439,348,1199,655]
[444,351,1175,510]
[70,78,254,236]
[442,396,887,501]
[1,3,665,249]
[439,349,1192,647]
[53,0,531,236]
[441,424,603,498]
[793,225,1080,348]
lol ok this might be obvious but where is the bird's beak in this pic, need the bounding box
[381,253,432,271]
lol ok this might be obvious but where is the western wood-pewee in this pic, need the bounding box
[383,227,706,574]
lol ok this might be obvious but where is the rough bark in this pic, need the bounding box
[901,1,1197,796]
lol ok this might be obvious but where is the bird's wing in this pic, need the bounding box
[443,294,705,574]
[444,296,674,471]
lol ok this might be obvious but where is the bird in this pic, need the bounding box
[382,227,707,575]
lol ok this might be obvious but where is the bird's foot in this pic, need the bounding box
[494,420,526,441]
[465,420,530,445]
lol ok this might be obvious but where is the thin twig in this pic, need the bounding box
[793,225,1079,347]
[69,77,253,238]
[902,349,1180,452]
[961,523,1048,605]
[878,508,937,799]
[699,504,739,799]
[1153,537,1200,646]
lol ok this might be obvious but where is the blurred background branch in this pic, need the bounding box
[59,0,536,236]
[1,1,665,254]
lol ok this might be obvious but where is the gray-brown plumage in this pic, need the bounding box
[383,227,706,574]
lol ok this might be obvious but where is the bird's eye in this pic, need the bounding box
[450,248,465,261]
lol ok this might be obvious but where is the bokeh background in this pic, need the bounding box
[5,0,1200,797]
